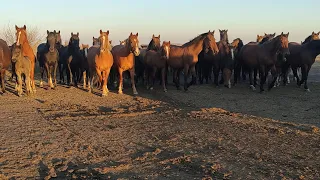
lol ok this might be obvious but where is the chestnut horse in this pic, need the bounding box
[237,33,290,92]
[0,39,11,93]
[167,31,219,91]
[283,40,320,91]
[144,41,171,92]
[111,32,140,95]
[15,25,36,91]
[87,30,113,96]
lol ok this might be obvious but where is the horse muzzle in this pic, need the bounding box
[49,47,55,53]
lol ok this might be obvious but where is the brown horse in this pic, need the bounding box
[0,39,11,93]
[15,25,36,91]
[111,32,140,95]
[237,33,290,92]
[257,34,265,43]
[135,34,161,84]
[167,31,219,91]
[11,44,32,96]
[87,30,113,96]
[144,41,170,92]
[234,33,276,86]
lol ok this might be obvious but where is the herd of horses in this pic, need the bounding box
[0,25,320,97]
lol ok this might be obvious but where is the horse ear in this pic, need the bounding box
[77,32,79,36]
[281,32,284,36]
[312,31,315,35]
[257,35,259,38]
[152,34,155,38]
[273,33,276,37]
[58,30,60,34]
[71,32,74,36]
[106,30,109,35]
[212,30,215,34]
[168,41,170,45]
[130,32,133,36]
[23,25,26,30]
[54,30,56,33]
[93,36,95,40]
[264,33,267,36]
[100,29,103,34]
[226,29,228,32]
[110,40,112,44]
[286,32,289,37]
[219,29,221,32]
[318,31,320,35]
[47,30,50,35]
[15,25,18,30]
[158,35,160,38]
[136,32,138,36]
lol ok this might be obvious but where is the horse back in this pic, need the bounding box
[239,43,259,67]
[111,45,134,70]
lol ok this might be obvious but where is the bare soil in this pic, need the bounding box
[1,63,320,179]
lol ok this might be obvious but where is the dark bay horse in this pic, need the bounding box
[66,32,86,87]
[135,34,161,84]
[38,31,59,89]
[238,33,290,92]
[143,41,170,92]
[0,39,11,93]
[11,44,32,96]
[87,30,114,96]
[234,33,276,87]
[111,32,140,95]
[15,25,36,92]
[283,40,320,91]
[167,31,219,91]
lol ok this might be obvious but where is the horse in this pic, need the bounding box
[111,32,140,95]
[15,25,36,91]
[237,33,290,92]
[257,34,265,43]
[143,41,170,92]
[282,40,320,91]
[0,39,11,94]
[234,33,276,86]
[135,34,161,85]
[11,44,32,96]
[119,40,126,45]
[66,32,86,87]
[87,30,114,96]
[167,31,219,91]
[197,30,227,85]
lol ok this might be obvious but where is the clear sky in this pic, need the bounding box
[0,0,319,45]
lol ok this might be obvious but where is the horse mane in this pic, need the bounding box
[259,36,272,44]
[260,35,281,48]
[147,38,159,51]
[236,38,244,51]
[182,32,208,47]
[302,35,312,45]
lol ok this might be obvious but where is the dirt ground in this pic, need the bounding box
[1,62,320,179]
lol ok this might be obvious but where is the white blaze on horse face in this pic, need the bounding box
[165,46,169,59]
[17,31,21,45]
[85,48,88,57]
[231,48,234,60]
[134,39,140,55]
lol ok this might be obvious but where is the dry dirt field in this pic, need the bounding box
[1,62,320,179]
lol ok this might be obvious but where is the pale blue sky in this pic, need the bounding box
[0,0,319,45]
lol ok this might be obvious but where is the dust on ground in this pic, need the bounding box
[0,63,320,179]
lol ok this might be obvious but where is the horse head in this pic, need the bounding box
[147,34,161,51]
[219,29,229,43]
[203,30,219,55]
[11,44,23,63]
[160,41,171,59]
[99,30,110,52]
[92,37,100,46]
[256,35,265,43]
[127,32,140,56]
[69,32,80,50]
[46,30,57,53]
[15,25,27,46]
[279,32,290,56]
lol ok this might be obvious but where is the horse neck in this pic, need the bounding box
[186,38,205,55]
[261,38,280,55]
[123,43,132,56]
[307,41,320,57]
[302,36,311,44]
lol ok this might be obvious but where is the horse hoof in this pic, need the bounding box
[164,89,168,92]
[250,85,256,91]
[305,89,311,92]
[133,91,138,95]
[102,93,108,97]
[118,91,123,94]
[150,87,154,90]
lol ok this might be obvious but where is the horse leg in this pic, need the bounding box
[101,70,108,96]
[83,71,87,89]
[129,68,138,95]
[298,65,308,90]
[161,67,167,92]
[223,68,232,88]
[304,65,311,92]
[53,62,58,88]
[259,66,267,93]
[118,68,124,94]
[25,72,31,96]
[16,72,23,97]
[30,59,36,92]
[0,70,5,93]
[268,65,278,91]
[150,67,157,90]
[67,56,73,86]
[187,66,197,88]
[292,66,300,86]
[248,69,256,90]
[183,65,190,91]
[39,64,44,88]
[213,66,219,87]
[47,65,54,89]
